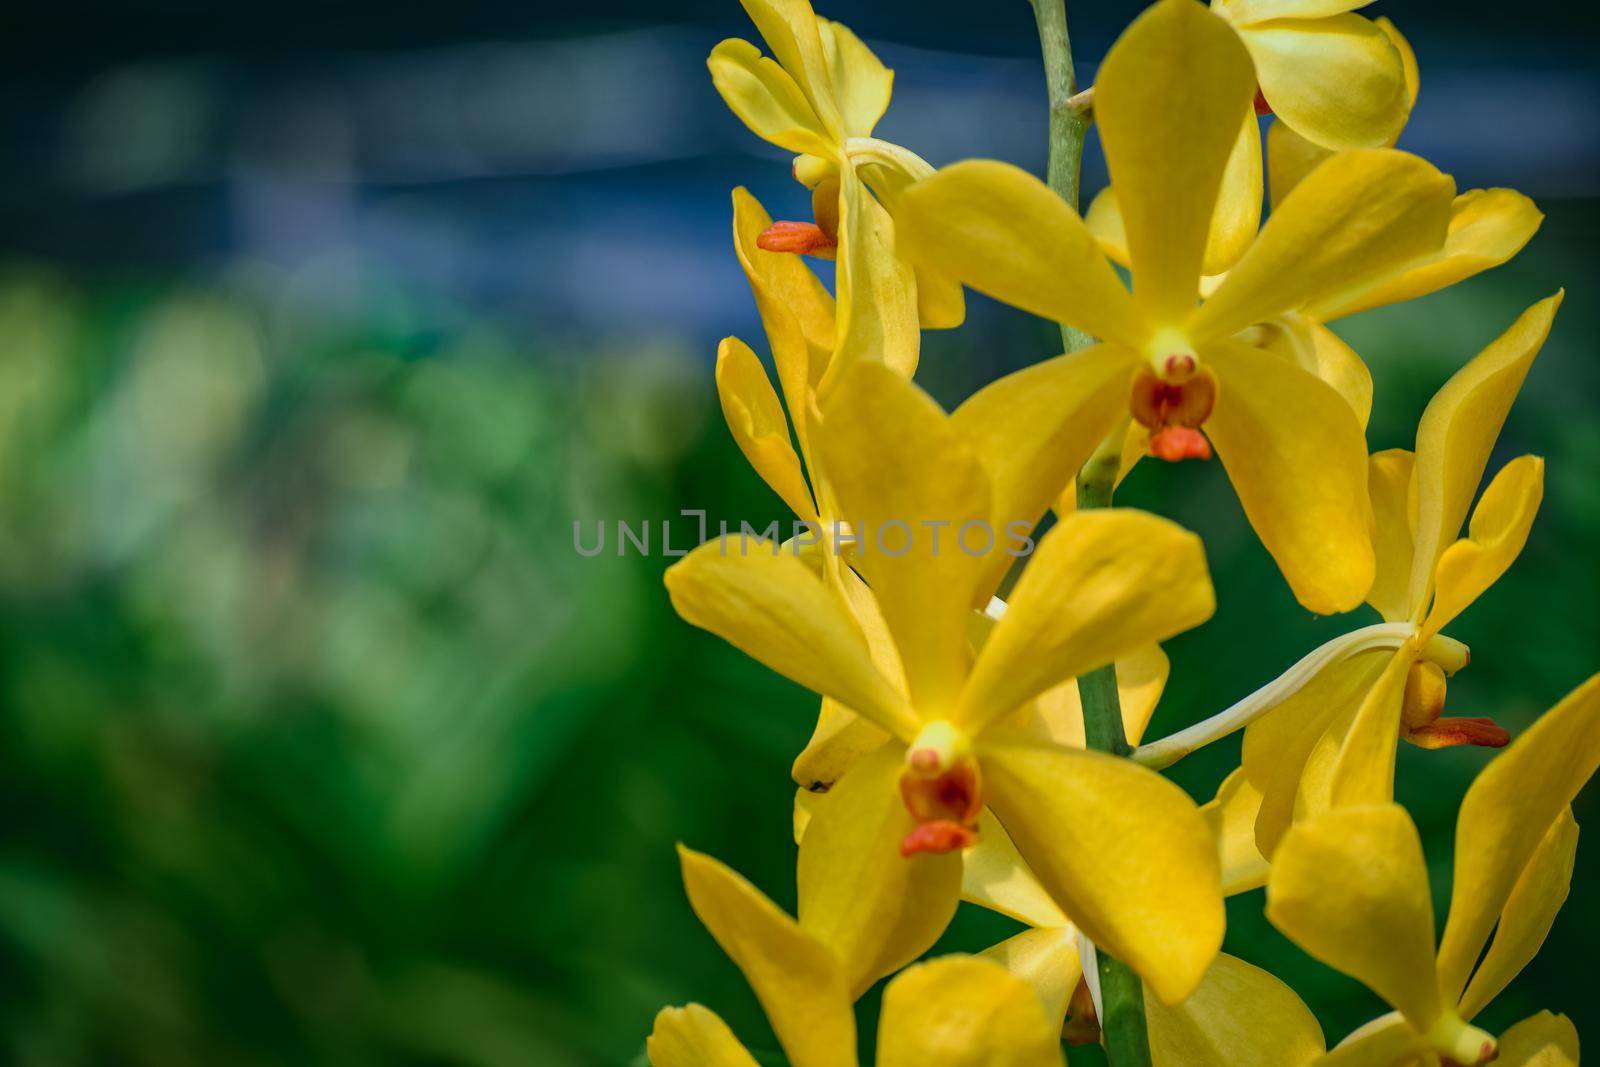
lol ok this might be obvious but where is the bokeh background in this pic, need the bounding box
[1,1,1597,1063]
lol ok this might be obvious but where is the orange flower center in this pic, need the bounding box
[1130,359,1216,463]
[1400,660,1511,750]
[756,221,837,256]
[898,757,982,858]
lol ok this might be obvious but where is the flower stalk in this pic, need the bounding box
[1033,1,1152,1061]
[1030,0,1096,357]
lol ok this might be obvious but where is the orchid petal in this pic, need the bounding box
[981,732,1224,1004]
[1437,672,1600,1005]
[1267,805,1442,1029]
[1203,338,1375,614]
[959,510,1213,734]
[1408,294,1560,614]
[1095,0,1256,324]
[797,743,962,998]
[895,159,1145,348]
[1192,149,1452,344]
[678,847,856,1067]
[877,956,1066,1067]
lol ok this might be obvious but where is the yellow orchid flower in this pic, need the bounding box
[1211,0,1409,152]
[649,848,1065,1067]
[708,0,964,328]
[1266,671,1600,1067]
[666,360,1224,1003]
[1238,294,1561,856]
[894,0,1458,615]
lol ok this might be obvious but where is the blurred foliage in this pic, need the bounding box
[0,204,1595,1067]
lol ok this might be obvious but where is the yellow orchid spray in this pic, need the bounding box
[655,0,1587,1062]
[709,0,964,330]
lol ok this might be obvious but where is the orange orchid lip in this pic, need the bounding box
[1407,717,1511,750]
[755,220,837,256]
[1149,425,1213,462]
[899,820,978,857]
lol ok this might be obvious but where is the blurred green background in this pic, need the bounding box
[1,2,1597,1064]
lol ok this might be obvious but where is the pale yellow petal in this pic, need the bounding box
[1085,186,1130,266]
[1312,1015,1430,1067]
[1314,189,1544,321]
[1254,316,1374,429]
[1366,449,1417,623]
[826,168,920,387]
[877,956,1065,1067]
[791,568,909,790]
[959,510,1214,734]
[1376,18,1420,112]
[1146,953,1325,1067]
[1436,672,1600,1005]
[1267,805,1442,1028]
[791,697,891,793]
[708,39,835,156]
[1325,646,1416,808]
[849,153,967,329]
[715,337,817,523]
[1206,109,1265,276]
[1215,0,1370,24]
[1408,294,1561,614]
[1243,649,1393,856]
[793,786,817,842]
[914,263,968,331]
[894,159,1145,347]
[1457,808,1578,1021]
[737,0,843,137]
[1031,645,1170,749]
[1089,114,1260,279]
[961,809,1070,929]
[1266,121,1334,211]
[1495,1012,1580,1067]
[981,732,1224,1004]
[1203,339,1374,615]
[948,343,1138,599]
[663,539,915,740]
[678,847,856,1067]
[1305,322,1374,429]
[1191,149,1453,344]
[731,186,834,453]
[1203,768,1271,895]
[1240,14,1407,150]
[981,926,1082,1030]
[1422,454,1543,639]
[818,19,891,138]
[648,1004,764,1067]
[816,362,991,715]
[797,743,962,999]
[1095,0,1256,324]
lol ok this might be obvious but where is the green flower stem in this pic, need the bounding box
[1031,1,1153,1064]
[1029,0,1096,357]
